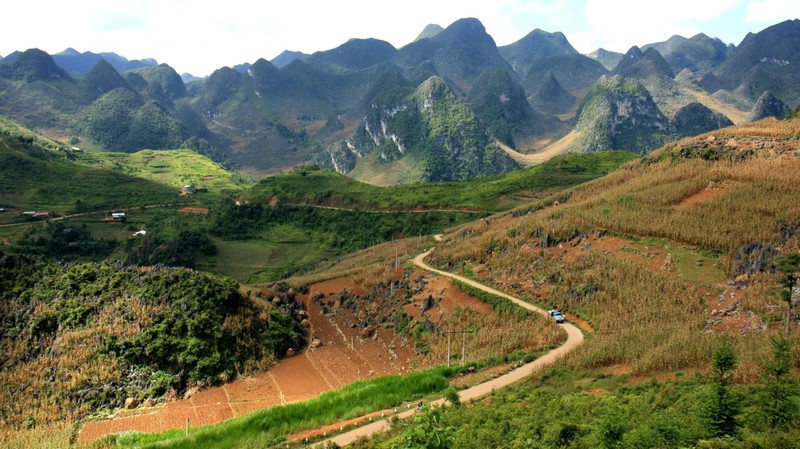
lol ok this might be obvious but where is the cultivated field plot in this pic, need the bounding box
[78,270,506,445]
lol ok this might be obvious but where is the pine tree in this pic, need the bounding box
[707,338,740,437]
[758,336,799,430]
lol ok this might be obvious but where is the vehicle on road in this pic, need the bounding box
[548,309,565,323]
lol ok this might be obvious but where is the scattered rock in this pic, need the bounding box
[183,387,199,400]
[310,337,323,349]
[285,348,296,357]
[662,253,675,271]
[360,325,376,339]
[123,397,138,409]
[142,398,156,408]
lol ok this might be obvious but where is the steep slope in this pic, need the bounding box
[81,88,189,152]
[747,90,790,121]
[52,48,157,77]
[0,48,70,82]
[613,47,674,80]
[612,46,741,119]
[323,75,519,183]
[642,33,730,75]
[271,50,310,68]
[574,75,673,153]
[672,101,733,136]
[521,54,609,96]
[587,48,624,70]
[83,59,131,99]
[701,19,800,105]
[467,68,553,146]
[129,63,188,102]
[413,24,444,42]
[528,72,576,115]
[306,38,398,74]
[398,18,516,94]
[499,29,579,75]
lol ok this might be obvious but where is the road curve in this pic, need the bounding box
[314,248,584,447]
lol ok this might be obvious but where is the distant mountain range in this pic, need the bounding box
[0,18,798,184]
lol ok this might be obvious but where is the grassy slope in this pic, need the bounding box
[74,149,250,196]
[0,126,178,214]
[430,118,800,375]
[342,118,800,448]
[247,151,638,212]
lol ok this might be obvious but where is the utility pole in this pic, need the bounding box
[447,330,451,367]
[462,330,466,366]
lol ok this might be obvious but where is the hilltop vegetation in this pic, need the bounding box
[0,254,304,431]
[0,117,178,213]
[250,151,637,212]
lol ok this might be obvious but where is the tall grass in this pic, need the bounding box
[0,421,73,449]
[427,120,800,378]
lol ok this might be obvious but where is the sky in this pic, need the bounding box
[1,0,799,77]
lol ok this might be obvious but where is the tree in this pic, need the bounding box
[774,253,800,337]
[708,338,740,437]
[757,336,799,430]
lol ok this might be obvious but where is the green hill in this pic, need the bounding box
[249,151,638,212]
[0,116,177,213]
[575,75,674,153]
[499,28,579,75]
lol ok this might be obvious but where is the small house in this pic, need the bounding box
[111,212,126,222]
[181,185,195,194]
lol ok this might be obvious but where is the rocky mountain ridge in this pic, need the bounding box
[1,18,798,183]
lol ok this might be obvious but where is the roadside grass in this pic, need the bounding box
[105,367,456,449]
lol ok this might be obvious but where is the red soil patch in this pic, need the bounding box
[563,313,594,334]
[675,182,731,209]
[704,285,765,334]
[558,233,669,275]
[405,273,494,321]
[176,207,209,214]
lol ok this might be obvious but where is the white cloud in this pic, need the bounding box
[745,0,800,22]
[1,0,793,75]
[580,0,742,52]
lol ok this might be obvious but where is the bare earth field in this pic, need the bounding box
[79,273,493,445]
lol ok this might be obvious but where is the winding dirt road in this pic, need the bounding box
[313,248,585,447]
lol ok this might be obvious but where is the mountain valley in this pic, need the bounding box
[1,14,800,449]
